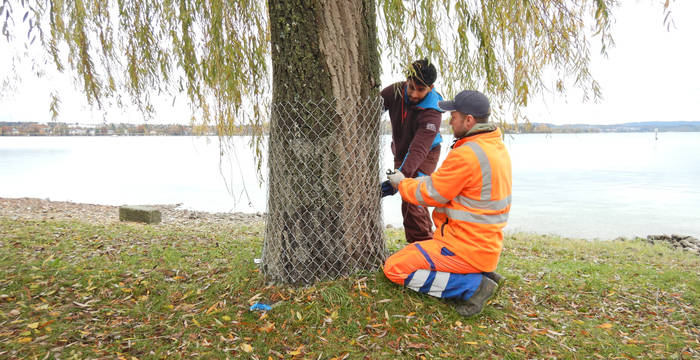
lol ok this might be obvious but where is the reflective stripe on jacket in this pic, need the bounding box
[397,126,512,272]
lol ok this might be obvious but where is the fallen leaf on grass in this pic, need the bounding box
[248,293,263,305]
[258,322,275,333]
[288,345,305,356]
[27,322,40,329]
[73,300,93,308]
[240,343,253,353]
[330,352,349,360]
[597,323,613,329]
[205,302,218,314]
[17,337,32,343]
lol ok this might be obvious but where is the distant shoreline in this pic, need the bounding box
[2,120,699,136]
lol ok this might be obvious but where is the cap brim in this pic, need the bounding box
[438,100,456,112]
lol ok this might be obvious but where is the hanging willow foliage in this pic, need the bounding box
[1,0,674,137]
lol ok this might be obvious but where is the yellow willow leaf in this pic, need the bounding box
[466,341,478,345]
[296,311,302,321]
[27,322,40,329]
[17,337,32,343]
[222,315,231,322]
[598,323,613,329]
[240,343,253,353]
[205,303,218,314]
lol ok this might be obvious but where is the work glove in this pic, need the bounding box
[387,169,405,189]
[380,180,397,197]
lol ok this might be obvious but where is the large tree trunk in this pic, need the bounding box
[262,0,384,284]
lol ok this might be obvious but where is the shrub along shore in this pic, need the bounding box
[0,198,698,359]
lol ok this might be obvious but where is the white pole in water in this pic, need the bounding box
[655,128,658,140]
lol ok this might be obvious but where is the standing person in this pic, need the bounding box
[380,58,444,244]
[383,90,512,318]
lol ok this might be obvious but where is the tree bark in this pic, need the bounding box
[263,0,384,284]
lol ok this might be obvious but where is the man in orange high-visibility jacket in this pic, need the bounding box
[383,89,512,318]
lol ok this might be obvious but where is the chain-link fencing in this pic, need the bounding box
[262,97,387,285]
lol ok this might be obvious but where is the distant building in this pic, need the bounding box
[69,128,87,136]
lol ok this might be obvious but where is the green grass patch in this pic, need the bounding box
[1,218,698,359]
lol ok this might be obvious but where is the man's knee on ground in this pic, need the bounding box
[383,253,406,286]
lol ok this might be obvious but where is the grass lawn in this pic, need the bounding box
[1,217,698,359]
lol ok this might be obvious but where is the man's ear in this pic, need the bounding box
[429,84,434,91]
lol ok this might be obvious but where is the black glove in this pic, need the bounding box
[380,180,397,197]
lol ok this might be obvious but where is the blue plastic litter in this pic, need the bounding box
[249,302,272,312]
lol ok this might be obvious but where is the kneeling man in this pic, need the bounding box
[383,90,512,317]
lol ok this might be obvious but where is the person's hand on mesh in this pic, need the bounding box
[387,169,405,189]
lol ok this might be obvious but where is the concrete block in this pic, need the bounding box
[119,205,161,224]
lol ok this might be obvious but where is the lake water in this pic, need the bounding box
[1,132,699,240]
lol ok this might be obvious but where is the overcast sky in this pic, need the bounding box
[521,1,700,125]
[1,1,698,126]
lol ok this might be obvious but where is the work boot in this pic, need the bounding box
[483,271,506,297]
[454,276,497,318]
[483,271,504,286]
